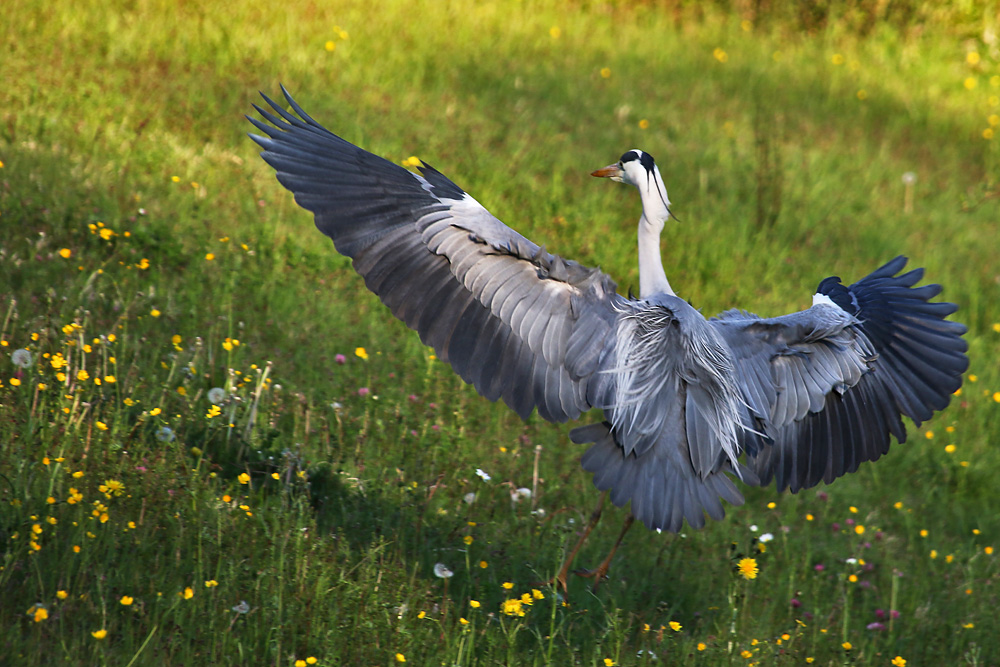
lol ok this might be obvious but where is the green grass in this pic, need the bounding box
[2,0,1000,664]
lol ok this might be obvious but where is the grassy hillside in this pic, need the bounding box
[2,1,999,664]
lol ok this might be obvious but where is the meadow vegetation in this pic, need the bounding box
[2,1,999,664]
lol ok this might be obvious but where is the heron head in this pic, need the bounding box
[592,150,674,222]
[591,149,657,186]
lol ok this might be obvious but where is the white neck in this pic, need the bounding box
[634,166,674,298]
[638,214,673,297]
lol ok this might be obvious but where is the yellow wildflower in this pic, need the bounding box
[99,480,125,497]
[737,558,759,579]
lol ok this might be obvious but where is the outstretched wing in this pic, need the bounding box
[248,88,622,422]
[712,256,968,492]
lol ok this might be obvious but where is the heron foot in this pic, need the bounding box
[572,563,612,590]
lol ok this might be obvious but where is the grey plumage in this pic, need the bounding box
[249,88,968,534]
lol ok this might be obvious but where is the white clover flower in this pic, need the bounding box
[11,349,33,368]
[156,426,176,442]
[207,387,228,404]
[475,468,491,482]
[759,533,774,543]
[846,557,858,565]
[433,563,454,579]
[463,492,476,504]
[749,524,759,532]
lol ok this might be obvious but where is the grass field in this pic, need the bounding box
[2,1,999,664]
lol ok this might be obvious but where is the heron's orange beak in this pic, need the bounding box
[590,164,622,178]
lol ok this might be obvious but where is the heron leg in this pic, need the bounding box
[574,513,635,590]
[549,491,607,594]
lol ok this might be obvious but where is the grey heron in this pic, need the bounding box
[249,88,968,587]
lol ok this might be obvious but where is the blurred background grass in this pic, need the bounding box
[2,0,999,664]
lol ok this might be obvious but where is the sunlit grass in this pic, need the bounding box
[2,0,1000,664]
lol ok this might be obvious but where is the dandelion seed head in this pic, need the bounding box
[511,487,531,502]
[208,387,228,404]
[433,563,454,579]
[11,349,32,368]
